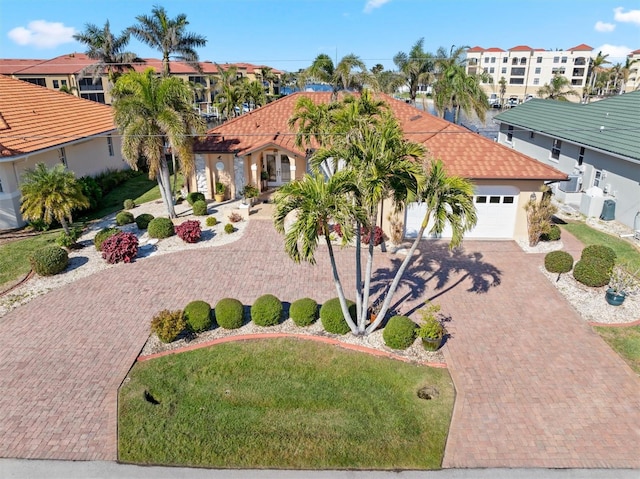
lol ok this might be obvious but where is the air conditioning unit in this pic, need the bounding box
[558,174,582,193]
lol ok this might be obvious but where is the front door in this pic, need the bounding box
[265,153,291,186]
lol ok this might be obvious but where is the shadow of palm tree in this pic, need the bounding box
[370,240,502,316]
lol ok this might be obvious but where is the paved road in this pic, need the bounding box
[0,219,639,467]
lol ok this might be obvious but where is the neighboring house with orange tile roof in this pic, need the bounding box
[0,53,282,108]
[194,92,566,240]
[465,44,594,104]
[0,75,126,230]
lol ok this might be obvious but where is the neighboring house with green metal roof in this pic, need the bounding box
[494,91,640,231]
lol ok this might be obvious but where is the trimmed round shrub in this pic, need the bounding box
[94,227,120,251]
[206,216,218,227]
[224,223,235,234]
[544,251,574,274]
[184,300,212,333]
[289,298,318,327]
[115,211,135,226]
[383,315,417,350]
[30,245,68,276]
[573,258,612,287]
[151,309,186,343]
[215,298,244,329]
[101,232,138,264]
[123,199,136,210]
[192,199,208,216]
[175,220,201,243]
[320,298,356,335]
[147,217,175,239]
[251,294,283,326]
[541,224,561,242]
[581,245,616,269]
[135,213,154,230]
[186,191,206,206]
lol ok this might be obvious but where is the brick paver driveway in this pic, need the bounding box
[0,218,639,466]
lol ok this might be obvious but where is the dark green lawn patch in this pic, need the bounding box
[0,231,59,289]
[594,325,640,374]
[119,338,454,469]
[562,222,640,271]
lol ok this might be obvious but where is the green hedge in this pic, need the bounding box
[184,300,212,332]
[30,245,68,276]
[148,217,175,239]
[135,213,154,230]
[116,211,135,226]
[151,309,186,343]
[251,294,282,326]
[186,192,206,206]
[320,298,355,335]
[581,245,616,269]
[192,200,208,216]
[383,315,417,350]
[215,298,244,329]
[289,298,318,326]
[544,251,573,274]
[573,258,612,287]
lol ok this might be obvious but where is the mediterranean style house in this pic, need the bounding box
[0,53,282,107]
[624,49,640,93]
[0,75,126,230]
[465,44,594,104]
[193,91,566,241]
[494,91,640,231]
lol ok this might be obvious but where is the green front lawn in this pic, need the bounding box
[0,231,59,288]
[119,338,454,469]
[562,222,640,271]
[594,325,640,374]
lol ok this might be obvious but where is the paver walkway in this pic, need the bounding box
[0,219,639,466]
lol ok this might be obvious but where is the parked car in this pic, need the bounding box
[507,98,519,108]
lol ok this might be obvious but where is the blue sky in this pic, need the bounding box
[1,0,639,71]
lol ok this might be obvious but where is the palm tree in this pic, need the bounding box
[498,76,507,109]
[58,84,78,96]
[20,163,89,236]
[621,56,639,93]
[242,79,266,109]
[587,51,610,100]
[288,95,340,151]
[306,53,368,97]
[433,45,490,123]
[111,68,206,218]
[217,83,244,119]
[259,66,278,96]
[372,70,406,94]
[273,173,365,333]
[393,38,435,103]
[128,5,206,76]
[368,159,477,333]
[73,20,141,87]
[537,74,580,101]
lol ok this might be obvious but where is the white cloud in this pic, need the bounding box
[613,7,640,25]
[364,0,391,13]
[8,20,76,48]
[595,44,633,62]
[594,21,616,32]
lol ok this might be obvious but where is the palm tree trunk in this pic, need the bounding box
[366,208,431,334]
[158,157,177,218]
[59,217,71,236]
[360,219,376,332]
[324,225,358,334]
[354,221,363,330]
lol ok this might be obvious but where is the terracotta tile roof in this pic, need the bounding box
[509,45,534,51]
[0,75,116,158]
[485,47,506,52]
[629,49,640,55]
[16,53,94,75]
[467,46,485,52]
[196,92,566,181]
[568,44,594,51]
[0,59,46,75]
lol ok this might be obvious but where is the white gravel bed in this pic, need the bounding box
[517,239,564,254]
[540,266,640,324]
[140,315,446,365]
[0,199,248,318]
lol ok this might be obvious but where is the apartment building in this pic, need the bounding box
[624,49,640,93]
[0,53,281,106]
[466,44,594,103]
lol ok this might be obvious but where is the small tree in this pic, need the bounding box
[20,163,89,237]
[524,187,557,247]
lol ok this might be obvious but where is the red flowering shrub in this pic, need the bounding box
[361,226,385,246]
[101,232,139,264]
[175,220,201,243]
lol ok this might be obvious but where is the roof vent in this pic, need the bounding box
[410,114,422,121]
[273,131,280,140]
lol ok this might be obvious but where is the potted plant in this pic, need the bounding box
[606,265,639,306]
[214,182,226,203]
[415,302,446,351]
[240,183,259,205]
[260,170,269,190]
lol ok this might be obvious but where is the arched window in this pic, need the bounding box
[520,57,527,65]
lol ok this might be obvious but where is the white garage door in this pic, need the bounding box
[404,185,520,239]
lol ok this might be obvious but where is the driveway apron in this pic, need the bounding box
[0,220,639,466]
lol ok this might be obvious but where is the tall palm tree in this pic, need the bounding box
[306,53,368,97]
[621,56,639,92]
[217,83,244,119]
[433,45,490,123]
[242,79,266,109]
[288,96,340,151]
[587,51,610,100]
[273,173,365,333]
[20,163,89,236]
[393,38,435,103]
[537,74,580,101]
[128,5,206,76]
[368,160,476,333]
[498,76,507,108]
[259,66,278,96]
[73,20,141,87]
[111,68,206,218]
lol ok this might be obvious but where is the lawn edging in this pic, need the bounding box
[137,332,448,368]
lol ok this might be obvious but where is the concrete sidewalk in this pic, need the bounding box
[1,459,638,479]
